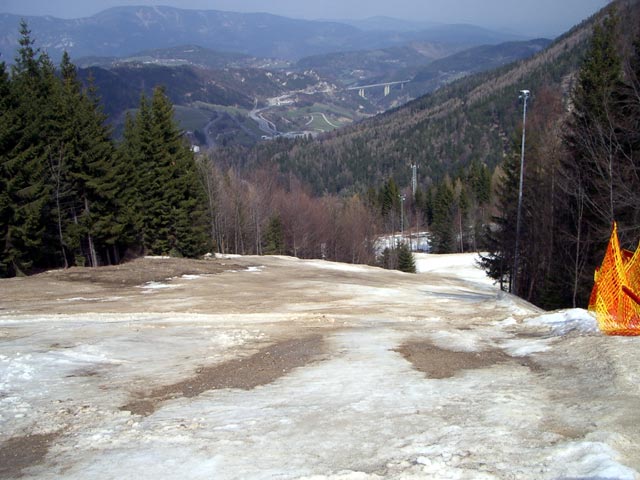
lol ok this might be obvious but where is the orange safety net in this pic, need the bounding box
[588,223,640,335]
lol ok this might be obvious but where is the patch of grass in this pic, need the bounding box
[305,114,334,131]
[281,103,354,132]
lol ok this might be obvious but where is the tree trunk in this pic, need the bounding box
[84,196,98,267]
[572,188,585,308]
[50,149,69,269]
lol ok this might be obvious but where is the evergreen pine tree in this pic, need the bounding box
[381,177,399,219]
[69,64,122,266]
[469,161,491,204]
[119,87,208,257]
[396,242,416,273]
[424,188,434,226]
[479,149,521,292]
[263,215,285,255]
[457,186,470,252]
[150,86,208,256]
[431,182,455,253]
[2,22,53,274]
[0,61,12,276]
[81,76,128,265]
[117,106,150,252]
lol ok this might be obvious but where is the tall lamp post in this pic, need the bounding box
[400,194,406,243]
[512,89,530,295]
[411,164,417,250]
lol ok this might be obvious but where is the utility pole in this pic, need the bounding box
[411,164,417,195]
[512,89,530,295]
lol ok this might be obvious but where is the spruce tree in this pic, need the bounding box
[424,188,434,226]
[119,87,208,257]
[80,77,126,265]
[381,178,399,217]
[117,93,163,253]
[65,62,121,266]
[150,86,208,256]
[0,61,12,276]
[397,242,416,273]
[457,186,470,252]
[431,182,455,254]
[2,22,53,274]
[117,101,152,251]
[264,215,285,255]
[479,149,521,292]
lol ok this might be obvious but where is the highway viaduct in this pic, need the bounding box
[346,79,411,98]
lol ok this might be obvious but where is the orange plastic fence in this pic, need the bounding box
[588,223,640,335]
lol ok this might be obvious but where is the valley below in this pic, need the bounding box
[1,254,639,479]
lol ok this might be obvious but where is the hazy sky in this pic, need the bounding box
[0,0,611,37]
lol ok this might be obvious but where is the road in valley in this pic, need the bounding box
[249,98,279,136]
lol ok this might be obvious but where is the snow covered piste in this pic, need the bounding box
[589,223,640,335]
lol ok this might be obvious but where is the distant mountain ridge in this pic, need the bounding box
[75,45,264,70]
[0,6,526,62]
[337,16,441,32]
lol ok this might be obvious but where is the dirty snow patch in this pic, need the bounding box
[138,281,177,293]
[548,441,637,480]
[306,260,372,273]
[429,329,485,352]
[494,316,518,327]
[500,337,553,357]
[415,253,494,287]
[526,309,599,336]
[63,296,124,302]
[215,253,242,259]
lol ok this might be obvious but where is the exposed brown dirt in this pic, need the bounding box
[0,256,255,315]
[0,431,62,478]
[121,334,326,416]
[43,257,242,287]
[397,341,540,379]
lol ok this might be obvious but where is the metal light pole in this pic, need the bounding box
[400,194,406,243]
[411,164,417,250]
[512,89,530,295]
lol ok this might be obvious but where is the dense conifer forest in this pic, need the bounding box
[0,22,209,276]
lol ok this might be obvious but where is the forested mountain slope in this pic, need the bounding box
[405,38,552,97]
[77,63,318,117]
[239,1,636,195]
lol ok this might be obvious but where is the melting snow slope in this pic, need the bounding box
[0,254,638,479]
